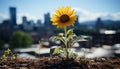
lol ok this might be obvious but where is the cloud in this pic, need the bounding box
[0,13,9,23]
[112,12,120,20]
[0,9,120,24]
[0,12,43,24]
[17,12,43,24]
[73,7,120,22]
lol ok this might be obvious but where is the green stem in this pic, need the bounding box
[64,27,69,59]
[64,27,67,37]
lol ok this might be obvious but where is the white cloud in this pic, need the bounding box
[112,12,120,20]
[0,13,9,23]
[0,12,44,24]
[0,9,120,24]
[73,7,120,22]
[17,12,43,24]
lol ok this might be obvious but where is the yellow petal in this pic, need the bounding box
[52,23,58,25]
[65,6,71,14]
[52,14,60,18]
[50,6,76,29]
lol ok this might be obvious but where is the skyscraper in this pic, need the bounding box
[10,7,17,26]
[44,13,52,27]
[22,16,27,24]
[95,18,104,29]
[37,19,42,25]
[75,15,80,27]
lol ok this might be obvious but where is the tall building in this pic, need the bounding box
[22,16,27,24]
[0,20,12,43]
[36,19,42,27]
[75,15,80,27]
[9,7,17,26]
[44,13,52,27]
[22,16,34,31]
[37,19,42,25]
[95,18,104,29]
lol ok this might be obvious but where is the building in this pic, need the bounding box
[37,20,42,25]
[92,30,120,46]
[75,15,80,27]
[95,18,104,30]
[22,16,27,24]
[9,7,17,26]
[0,20,12,43]
[44,13,52,27]
[36,19,42,27]
[22,17,34,31]
[34,19,43,31]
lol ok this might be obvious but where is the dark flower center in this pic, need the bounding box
[60,14,69,23]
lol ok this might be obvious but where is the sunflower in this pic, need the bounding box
[51,6,76,28]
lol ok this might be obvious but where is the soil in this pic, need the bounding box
[0,56,120,69]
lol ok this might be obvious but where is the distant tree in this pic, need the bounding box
[10,31,33,49]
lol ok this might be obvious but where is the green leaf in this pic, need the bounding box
[58,33,64,37]
[72,34,77,38]
[78,35,92,41]
[49,36,56,40]
[4,49,11,56]
[73,52,79,60]
[67,35,73,40]
[71,41,77,46]
[50,48,54,55]
[50,47,63,55]
[55,36,63,41]
[67,29,74,41]
[50,36,65,43]
[84,37,92,40]
[67,29,73,36]
[55,36,65,42]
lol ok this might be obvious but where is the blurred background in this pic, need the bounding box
[0,0,120,59]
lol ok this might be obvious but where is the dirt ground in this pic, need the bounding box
[0,56,120,69]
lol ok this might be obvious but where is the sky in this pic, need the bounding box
[0,0,120,24]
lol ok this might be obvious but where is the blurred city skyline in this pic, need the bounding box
[0,0,120,24]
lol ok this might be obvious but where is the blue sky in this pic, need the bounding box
[0,0,120,24]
